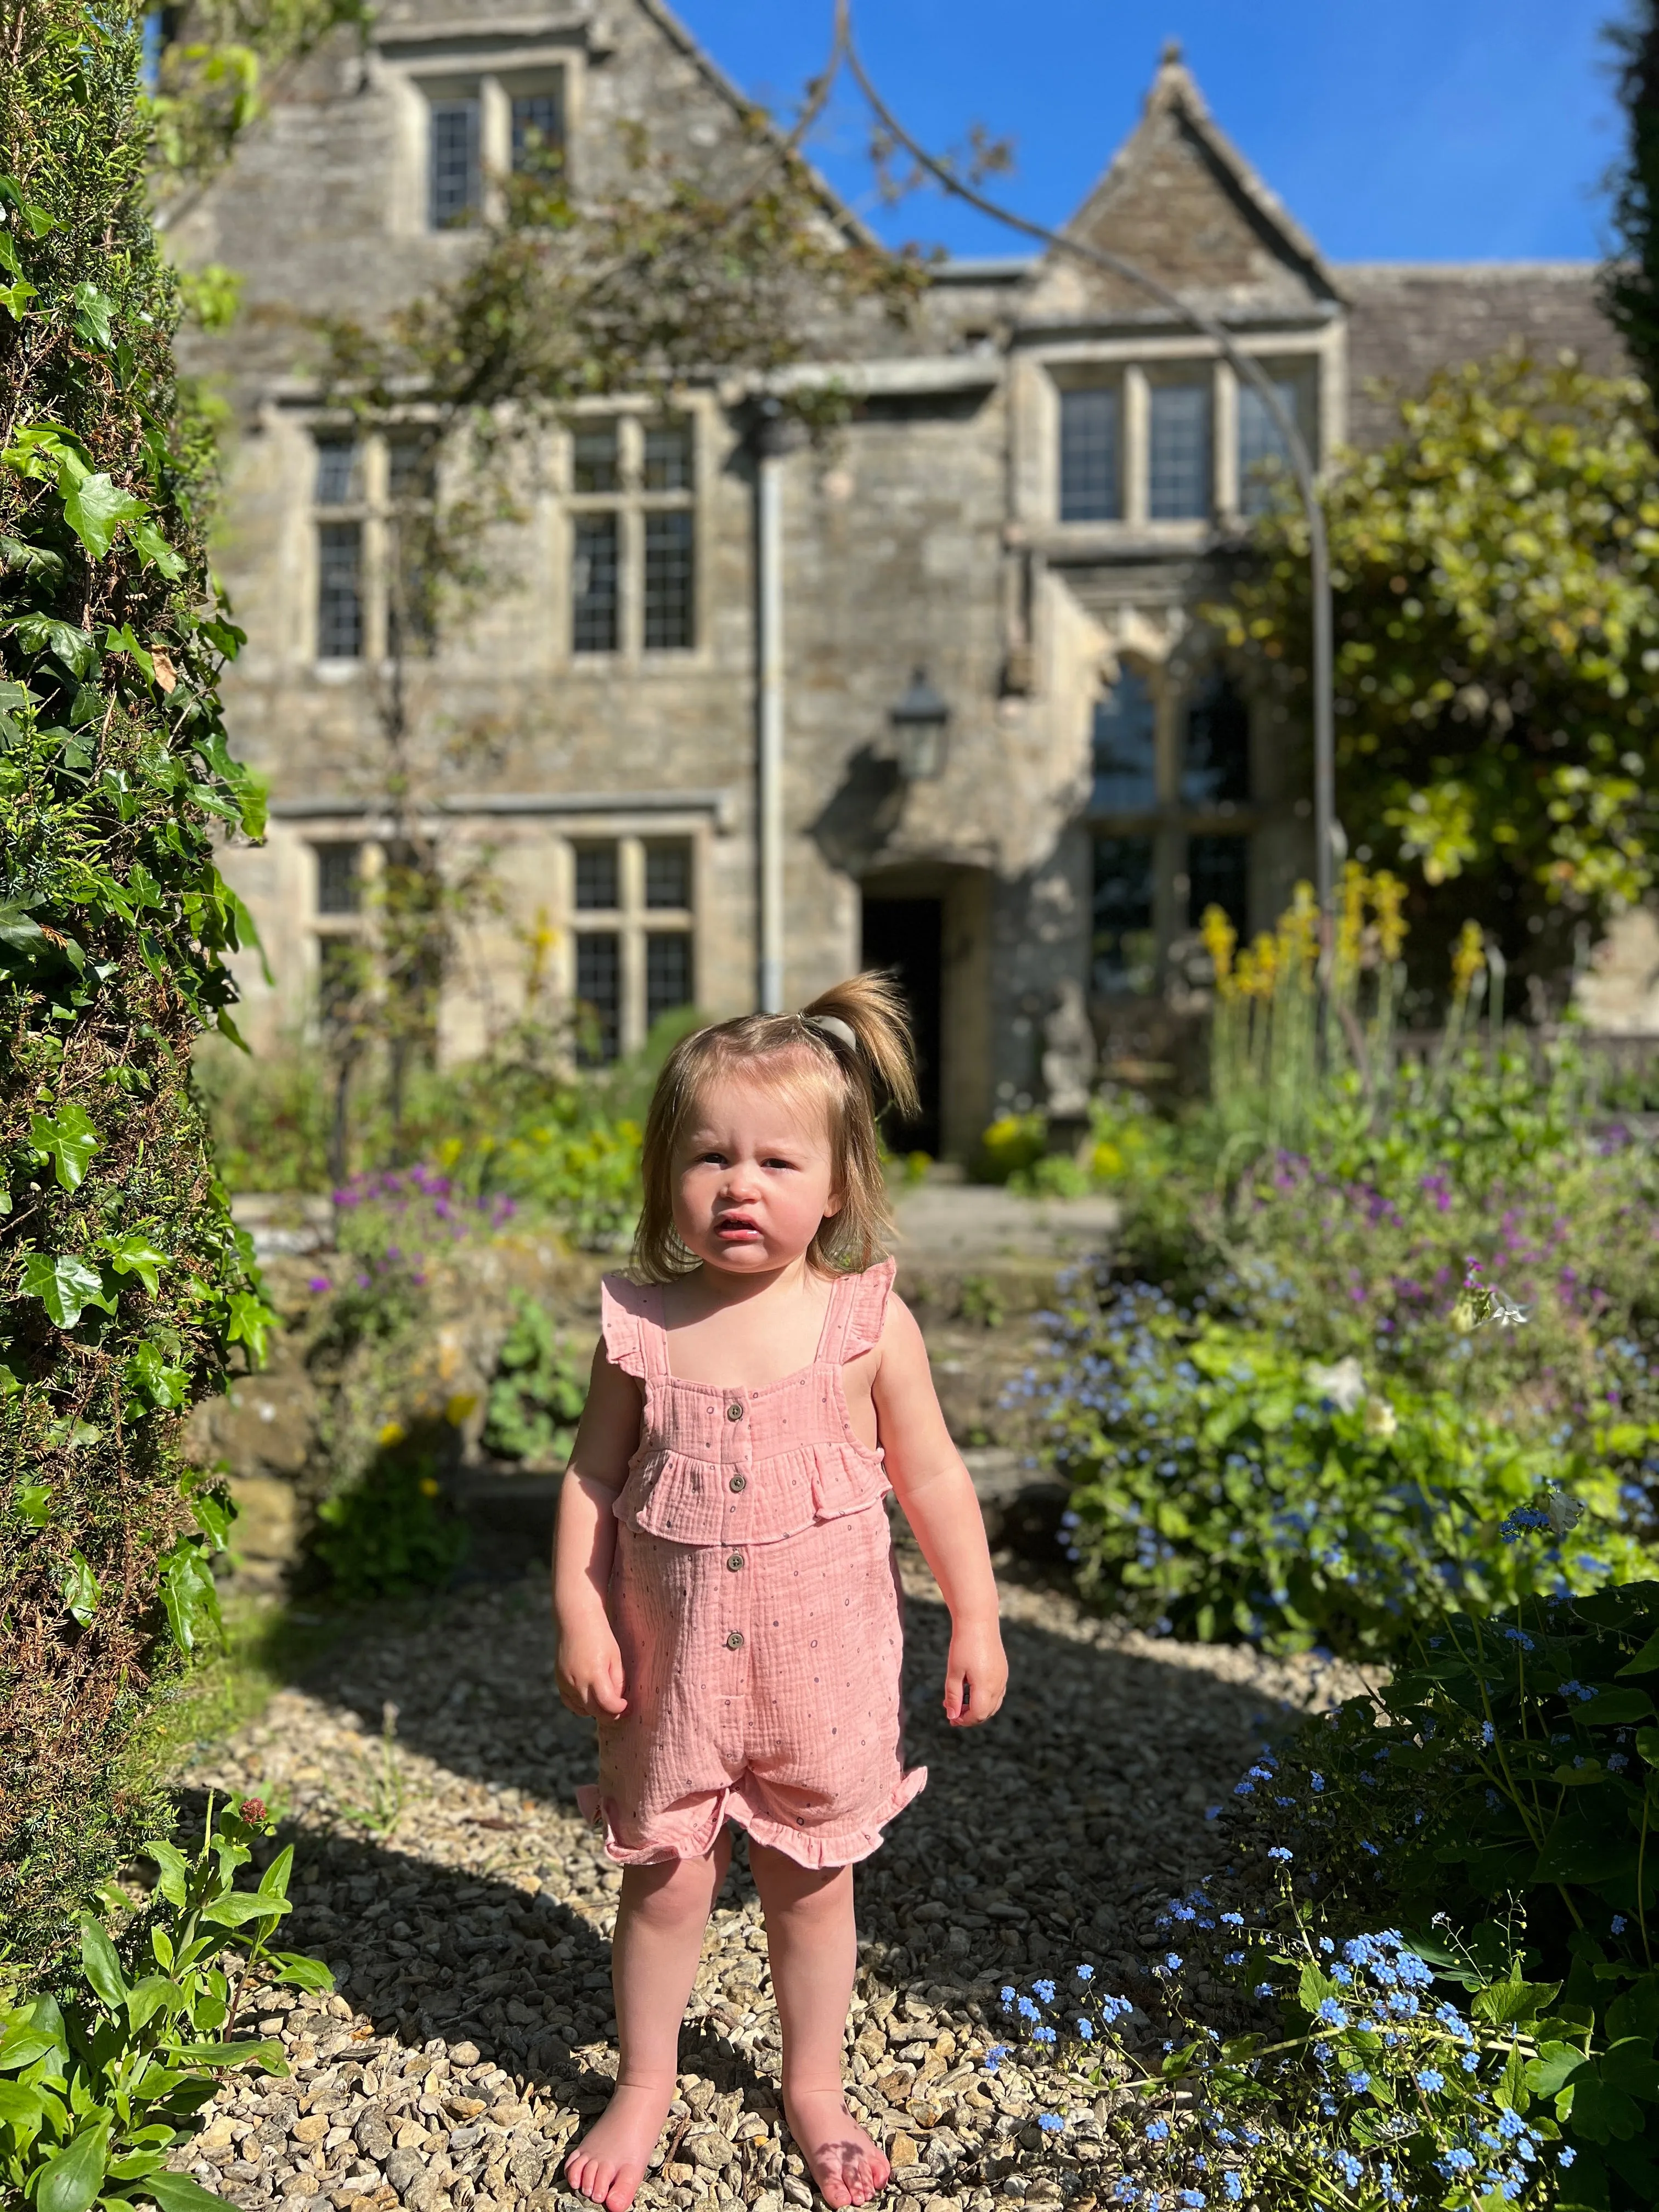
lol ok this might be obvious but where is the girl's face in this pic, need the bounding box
[672,1072,841,1276]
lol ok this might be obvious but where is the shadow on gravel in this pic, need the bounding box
[239,1553,1279,2011]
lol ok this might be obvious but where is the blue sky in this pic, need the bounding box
[670,0,1625,264]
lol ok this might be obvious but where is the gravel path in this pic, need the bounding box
[173,1542,1355,2212]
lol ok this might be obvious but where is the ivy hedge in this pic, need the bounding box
[0,0,272,1980]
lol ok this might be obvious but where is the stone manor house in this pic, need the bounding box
[180,0,1621,1156]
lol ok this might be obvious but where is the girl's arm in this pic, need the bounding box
[552,1341,644,1719]
[872,1297,1008,1728]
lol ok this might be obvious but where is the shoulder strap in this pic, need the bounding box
[600,1274,668,1380]
[826,1256,897,1364]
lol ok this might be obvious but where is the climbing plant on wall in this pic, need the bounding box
[0,0,272,1978]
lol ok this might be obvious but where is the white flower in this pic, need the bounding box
[1546,1491,1587,1537]
[1306,1356,1367,1414]
[1362,1395,1398,1440]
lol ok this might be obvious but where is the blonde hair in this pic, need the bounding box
[631,971,920,1283]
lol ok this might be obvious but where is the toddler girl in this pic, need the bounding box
[553,973,1008,2212]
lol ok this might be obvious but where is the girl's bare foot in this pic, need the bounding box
[565,2078,676,2212]
[783,2085,891,2208]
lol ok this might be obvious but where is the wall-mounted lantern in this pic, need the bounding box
[888,667,951,781]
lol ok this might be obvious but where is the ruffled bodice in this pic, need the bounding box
[600,1261,895,1548]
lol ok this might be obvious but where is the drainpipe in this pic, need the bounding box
[755,404,787,1014]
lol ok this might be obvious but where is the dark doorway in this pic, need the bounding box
[861,895,943,1155]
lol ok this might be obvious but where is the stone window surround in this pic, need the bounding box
[380,37,588,238]
[556,400,710,667]
[292,812,701,1058]
[298,397,712,673]
[308,419,435,669]
[1017,323,1347,538]
[1087,652,1262,986]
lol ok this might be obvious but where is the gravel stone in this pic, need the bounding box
[170,1550,1356,2207]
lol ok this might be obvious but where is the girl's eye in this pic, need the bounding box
[762,1155,798,1171]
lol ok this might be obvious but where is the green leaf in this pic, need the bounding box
[257,1844,294,1900]
[225,1290,272,1365]
[136,2171,238,2212]
[198,1889,291,1929]
[102,1234,170,1295]
[159,1542,221,1656]
[126,1341,189,1409]
[1528,2040,1589,2096]
[1601,2036,1659,2100]
[0,2077,46,2129]
[30,1102,99,1192]
[79,1914,126,2009]
[269,1952,334,1993]
[8,613,96,675]
[60,1551,100,1627]
[1575,1688,1655,1725]
[37,2121,110,2212]
[128,518,187,580]
[60,471,145,561]
[71,283,115,351]
[124,1977,181,2033]
[22,1252,113,1329]
[0,1996,65,2071]
[138,1839,189,1909]
[1567,2068,1645,2142]
[14,1482,49,1528]
[166,2036,286,2070]
[1619,1629,1659,1677]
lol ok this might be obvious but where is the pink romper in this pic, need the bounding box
[575,1258,926,1869]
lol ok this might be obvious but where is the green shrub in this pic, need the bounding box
[191,1034,331,1194]
[310,1424,467,1600]
[1,2,272,1979]
[0,1798,330,2211]
[483,1292,587,1464]
[970,1112,1048,1186]
[1244,1578,1659,2205]
[1035,1283,1652,1656]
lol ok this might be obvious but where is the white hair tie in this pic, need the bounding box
[806,1013,859,1053]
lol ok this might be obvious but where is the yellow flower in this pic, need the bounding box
[1371,871,1407,961]
[377,1419,406,1448]
[419,1476,442,1498]
[445,1391,478,1427]
[1451,918,1485,1001]
[1199,904,1237,992]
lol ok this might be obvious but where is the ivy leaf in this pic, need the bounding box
[0,537,61,584]
[13,1483,49,1528]
[101,1231,168,1295]
[8,612,95,675]
[125,1340,189,1409]
[225,1290,273,1365]
[60,1551,100,1627]
[30,1102,99,1191]
[128,517,187,579]
[159,1541,220,1655]
[21,1252,113,1329]
[0,901,44,962]
[70,281,114,351]
[60,471,145,561]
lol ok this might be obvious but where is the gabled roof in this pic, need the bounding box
[1024,42,1341,324]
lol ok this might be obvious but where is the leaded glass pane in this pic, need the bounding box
[572,514,619,652]
[1092,835,1156,996]
[646,933,692,1026]
[1059,386,1120,522]
[1149,380,1212,520]
[643,510,694,648]
[428,98,479,229]
[575,932,620,1064]
[1091,670,1158,814]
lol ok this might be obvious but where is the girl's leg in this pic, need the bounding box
[749,1842,891,2210]
[566,1829,731,2212]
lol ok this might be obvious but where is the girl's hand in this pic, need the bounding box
[944,1617,1008,1727]
[555,1620,628,1719]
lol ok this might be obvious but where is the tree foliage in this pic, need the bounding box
[1604,0,1659,394]
[1209,356,1659,981]
[0,0,269,1979]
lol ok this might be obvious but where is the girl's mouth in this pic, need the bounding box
[715,1215,762,1240]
